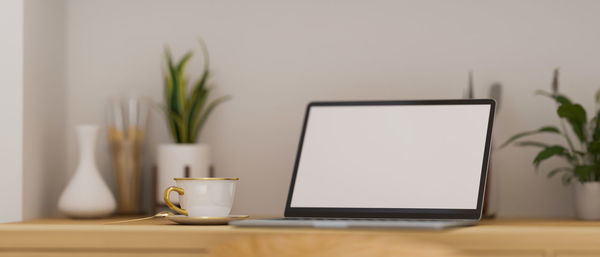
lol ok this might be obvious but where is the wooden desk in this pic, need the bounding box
[1,218,600,257]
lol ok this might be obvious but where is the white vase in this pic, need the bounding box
[156,143,211,204]
[574,181,600,220]
[58,125,116,218]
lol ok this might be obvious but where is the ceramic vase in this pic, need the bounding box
[574,181,600,220]
[58,125,116,218]
[156,143,211,204]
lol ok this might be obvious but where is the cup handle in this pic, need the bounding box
[163,186,188,216]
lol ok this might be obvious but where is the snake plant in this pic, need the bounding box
[163,41,230,143]
[502,69,600,185]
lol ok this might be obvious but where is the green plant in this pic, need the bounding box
[502,69,600,185]
[162,41,230,143]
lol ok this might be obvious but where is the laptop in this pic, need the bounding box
[231,99,495,229]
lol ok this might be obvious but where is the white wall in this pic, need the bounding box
[0,0,24,222]
[61,0,600,218]
[23,0,67,219]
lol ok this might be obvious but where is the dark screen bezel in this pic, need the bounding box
[284,99,496,219]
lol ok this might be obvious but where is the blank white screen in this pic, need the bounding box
[290,104,491,209]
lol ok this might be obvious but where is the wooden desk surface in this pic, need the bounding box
[1,218,600,257]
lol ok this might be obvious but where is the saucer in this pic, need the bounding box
[166,215,249,225]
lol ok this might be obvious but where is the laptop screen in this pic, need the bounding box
[288,101,493,213]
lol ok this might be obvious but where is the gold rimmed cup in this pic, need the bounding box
[164,178,238,217]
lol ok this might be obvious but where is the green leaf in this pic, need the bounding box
[561,173,573,185]
[515,141,550,148]
[170,112,186,143]
[595,89,600,105]
[185,40,211,143]
[169,111,185,129]
[176,52,192,118]
[558,103,586,124]
[163,48,200,143]
[547,167,572,178]
[588,140,600,154]
[190,95,231,142]
[198,38,210,75]
[516,141,576,163]
[533,145,567,168]
[514,140,579,159]
[176,52,193,73]
[501,126,561,148]
[557,103,587,142]
[594,110,600,141]
[535,90,572,105]
[555,96,572,105]
[166,49,181,115]
[163,47,183,143]
[574,165,596,182]
[159,104,179,142]
[186,79,209,143]
[177,58,190,121]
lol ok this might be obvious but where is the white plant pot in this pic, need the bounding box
[157,143,211,204]
[58,125,116,218]
[574,181,600,220]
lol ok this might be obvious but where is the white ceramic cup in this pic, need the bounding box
[163,178,238,217]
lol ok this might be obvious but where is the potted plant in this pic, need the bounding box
[502,69,600,220]
[156,40,230,204]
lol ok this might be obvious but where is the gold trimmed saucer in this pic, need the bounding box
[166,215,249,225]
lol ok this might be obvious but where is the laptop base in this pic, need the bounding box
[230,218,478,229]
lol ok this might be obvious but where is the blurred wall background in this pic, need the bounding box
[0,0,24,223]
[21,0,600,218]
[23,0,66,220]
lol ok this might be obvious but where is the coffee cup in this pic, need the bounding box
[163,178,238,217]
